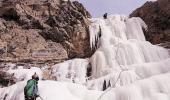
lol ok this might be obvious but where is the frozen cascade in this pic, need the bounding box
[126,17,147,41]
[87,58,170,90]
[1,14,170,100]
[51,58,89,84]
[89,15,170,89]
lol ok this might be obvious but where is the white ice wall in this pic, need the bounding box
[88,15,170,90]
[89,15,170,80]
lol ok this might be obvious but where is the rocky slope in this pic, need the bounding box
[130,0,170,44]
[0,0,93,63]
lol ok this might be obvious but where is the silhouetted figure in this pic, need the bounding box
[103,80,107,91]
[103,13,108,19]
[99,25,102,38]
[107,80,111,88]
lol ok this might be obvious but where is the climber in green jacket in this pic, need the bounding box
[24,73,39,100]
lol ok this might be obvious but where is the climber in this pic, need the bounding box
[103,80,107,91]
[24,73,39,100]
[99,25,102,38]
[103,13,108,19]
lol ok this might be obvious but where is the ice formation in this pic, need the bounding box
[1,72,170,100]
[89,15,170,88]
[7,67,43,81]
[0,15,170,100]
[51,58,89,84]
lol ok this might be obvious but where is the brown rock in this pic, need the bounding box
[0,70,17,87]
[130,0,170,44]
[0,0,94,62]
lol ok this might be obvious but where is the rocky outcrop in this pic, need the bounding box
[0,0,93,62]
[0,71,17,87]
[130,0,170,44]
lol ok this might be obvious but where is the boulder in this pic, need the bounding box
[0,70,17,87]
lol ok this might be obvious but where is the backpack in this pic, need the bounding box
[24,79,38,97]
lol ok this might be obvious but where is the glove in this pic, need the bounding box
[35,94,39,97]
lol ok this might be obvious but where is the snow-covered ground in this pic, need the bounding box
[0,15,170,100]
[1,72,170,100]
[7,67,43,81]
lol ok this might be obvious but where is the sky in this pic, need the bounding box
[78,0,157,17]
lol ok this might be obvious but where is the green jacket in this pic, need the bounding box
[24,79,38,97]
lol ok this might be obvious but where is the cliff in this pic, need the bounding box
[0,0,93,63]
[130,0,170,44]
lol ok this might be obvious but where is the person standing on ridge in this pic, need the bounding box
[24,73,39,100]
[103,13,108,19]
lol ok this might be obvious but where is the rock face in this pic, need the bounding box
[0,70,16,87]
[130,0,170,44]
[0,0,93,62]
[0,63,17,87]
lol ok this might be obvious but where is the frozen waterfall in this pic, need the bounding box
[89,15,169,81]
[0,15,170,100]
